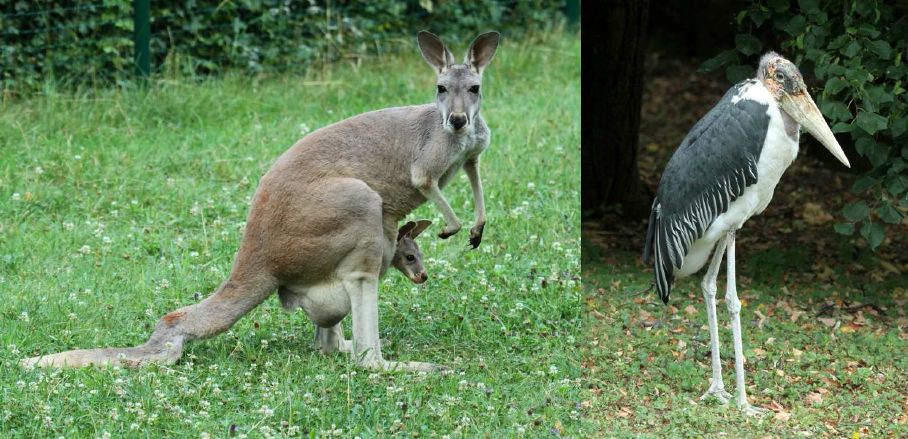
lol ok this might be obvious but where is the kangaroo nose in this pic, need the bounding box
[450,113,467,129]
[418,272,428,283]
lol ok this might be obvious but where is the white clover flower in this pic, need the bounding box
[79,245,91,255]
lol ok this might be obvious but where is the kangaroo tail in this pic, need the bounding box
[21,271,277,369]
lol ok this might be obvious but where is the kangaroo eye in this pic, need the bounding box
[406,255,416,262]
[437,85,447,94]
[774,72,784,81]
[469,85,480,94]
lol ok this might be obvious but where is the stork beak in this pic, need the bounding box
[780,92,850,168]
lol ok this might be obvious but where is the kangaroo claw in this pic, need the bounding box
[468,223,484,249]
[437,226,461,239]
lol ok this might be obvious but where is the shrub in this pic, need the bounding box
[0,0,566,92]
[702,0,908,250]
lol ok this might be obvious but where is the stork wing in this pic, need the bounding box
[643,80,771,303]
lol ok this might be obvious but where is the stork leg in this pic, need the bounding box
[699,235,732,404]
[725,230,768,416]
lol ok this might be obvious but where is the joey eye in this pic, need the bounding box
[406,255,416,262]
[469,85,480,94]
[437,85,447,94]
[774,72,784,81]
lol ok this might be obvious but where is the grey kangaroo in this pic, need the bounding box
[21,31,499,372]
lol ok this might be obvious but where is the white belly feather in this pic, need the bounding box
[677,84,799,277]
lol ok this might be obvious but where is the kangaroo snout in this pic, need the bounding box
[449,113,467,130]
[413,271,428,284]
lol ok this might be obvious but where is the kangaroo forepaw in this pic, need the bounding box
[438,225,461,239]
[468,223,484,249]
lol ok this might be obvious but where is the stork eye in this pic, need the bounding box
[774,72,784,81]
[406,255,416,262]
[469,85,480,94]
[437,85,447,94]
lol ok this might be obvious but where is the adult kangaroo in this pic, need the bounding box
[21,30,500,372]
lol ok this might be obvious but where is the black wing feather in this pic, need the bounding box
[641,80,770,303]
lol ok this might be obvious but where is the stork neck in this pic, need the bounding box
[780,109,800,141]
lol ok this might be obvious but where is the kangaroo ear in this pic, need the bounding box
[409,220,433,239]
[398,221,417,242]
[465,31,500,74]
[418,31,454,74]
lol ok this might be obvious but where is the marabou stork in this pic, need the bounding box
[642,52,850,415]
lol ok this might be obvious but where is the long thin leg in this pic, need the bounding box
[725,230,768,415]
[700,235,732,403]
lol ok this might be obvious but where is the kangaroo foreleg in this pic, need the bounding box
[413,175,462,239]
[463,158,485,248]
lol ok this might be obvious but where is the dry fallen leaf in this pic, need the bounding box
[818,317,837,327]
[805,392,823,406]
[802,202,833,225]
[840,323,861,333]
[684,305,698,315]
[775,411,792,422]
[766,400,786,412]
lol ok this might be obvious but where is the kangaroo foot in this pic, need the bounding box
[360,359,448,372]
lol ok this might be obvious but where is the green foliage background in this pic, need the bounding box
[1,0,565,91]
[701,0,908,250]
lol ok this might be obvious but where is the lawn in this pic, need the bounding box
[0,31,582,437]
[583,205,908,437]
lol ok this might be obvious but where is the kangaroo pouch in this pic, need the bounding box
[278,282,352,328]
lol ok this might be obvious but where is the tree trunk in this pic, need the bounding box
[581,0,652,220]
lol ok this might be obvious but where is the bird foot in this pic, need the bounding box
[738,402,770,416]
[700,385,733,404]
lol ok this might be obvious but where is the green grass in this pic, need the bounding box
[0,32,581,437]
[583,238,908,437]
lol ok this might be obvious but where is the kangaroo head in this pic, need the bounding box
[392,220,432,284]
[417,30,500,135]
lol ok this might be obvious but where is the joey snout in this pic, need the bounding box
[411,271,429,284]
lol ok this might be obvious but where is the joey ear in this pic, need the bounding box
[465,31,500,74]
[418,31,455,73]
[409,220,433,239]
[398,221,417,242]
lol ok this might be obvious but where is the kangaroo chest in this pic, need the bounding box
[437,125,489,189]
